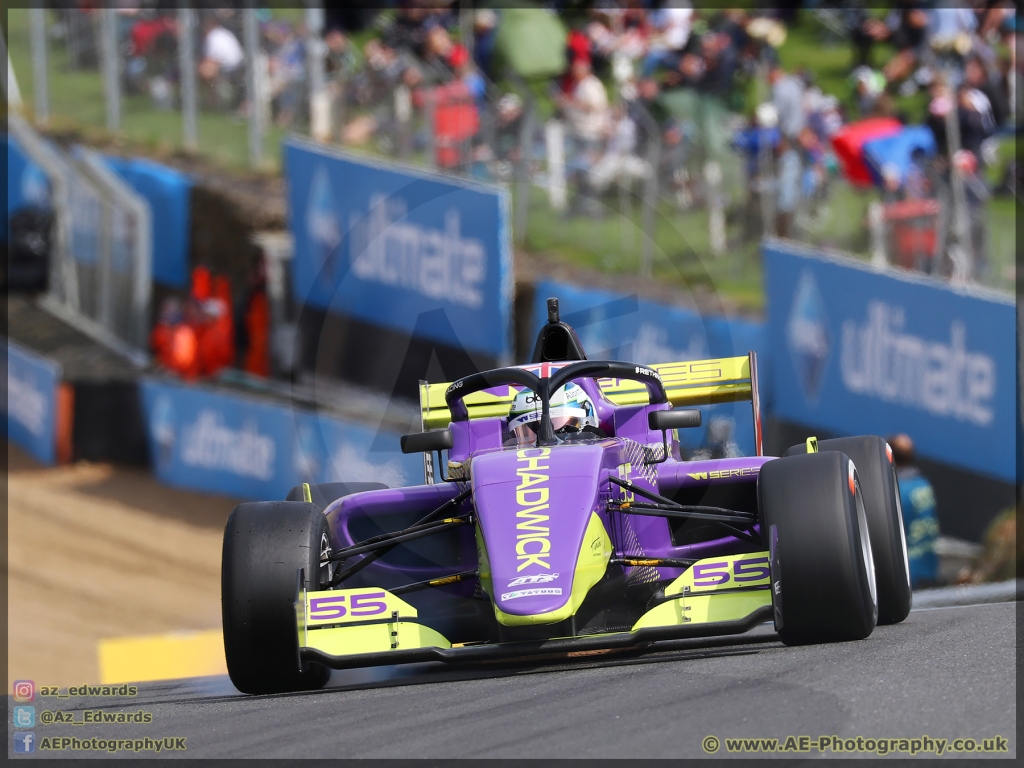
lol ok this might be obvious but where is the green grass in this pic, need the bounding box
[7,8,291,173]
[521,185,766,311]
[777,11,932,123]
[985,196,1018,288]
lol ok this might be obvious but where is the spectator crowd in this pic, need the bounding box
[45,2,1019,377]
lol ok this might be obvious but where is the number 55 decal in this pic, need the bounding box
[306,588,415,627]
[733,557,770,583]
[350,591,388,616]
[691,561,731,586]
[677,552,771,593]
[309,595,348,621]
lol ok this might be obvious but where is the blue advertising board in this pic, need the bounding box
[531,279,768,456]
[764,241,1016,482]
[5,134,52,240]
[140,379,423,499]
[103,155,192,288]
[4,341,61,465]
[285,139,513,360]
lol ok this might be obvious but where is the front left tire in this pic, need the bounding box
[221,501,332,695]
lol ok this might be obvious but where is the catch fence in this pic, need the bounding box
[13,6,1012,295]
[9,113,152,363]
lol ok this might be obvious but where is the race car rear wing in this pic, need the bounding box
[419,351,763,456]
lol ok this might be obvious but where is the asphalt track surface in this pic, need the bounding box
[13,602,1016,759]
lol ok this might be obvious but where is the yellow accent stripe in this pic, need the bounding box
[98,630,226,684]
[302,482,312,503]
[420,357,752,429]
[304,622,451,655]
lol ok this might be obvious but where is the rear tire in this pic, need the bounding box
[759,451,878,645]
[222,501,332,695]
[785,436,911,625]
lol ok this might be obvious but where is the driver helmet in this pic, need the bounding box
[507,382,599,445]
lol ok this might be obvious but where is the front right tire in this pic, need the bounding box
[785,436,912,625]
[759,451,878,645]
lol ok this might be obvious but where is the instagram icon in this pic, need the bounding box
[12,680,35,702]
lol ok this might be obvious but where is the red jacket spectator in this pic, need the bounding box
[562,29,592,94]
[243,290,270,378]
[199,289,235,377]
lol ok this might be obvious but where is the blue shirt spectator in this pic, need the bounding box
[890,434,939,588]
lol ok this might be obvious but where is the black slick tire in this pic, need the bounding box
[759,451,878,645]
[221,501,332,695]
[785,436,912,625]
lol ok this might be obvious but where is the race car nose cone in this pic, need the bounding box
[472,445,608,622]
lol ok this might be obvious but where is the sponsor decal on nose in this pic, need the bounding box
[514,448,551,572]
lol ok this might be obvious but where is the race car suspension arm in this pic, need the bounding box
[607,476,756,525]
[610,556,697,568]
[390,569,480,596]
[326,486,473,588]
[607,476,760,544]
[612,500,756,526]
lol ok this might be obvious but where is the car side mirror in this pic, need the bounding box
[400,429,454,455]
[648,408,702,432]
[645,409,701,465]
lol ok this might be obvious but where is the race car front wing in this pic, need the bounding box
[295,552,773,671]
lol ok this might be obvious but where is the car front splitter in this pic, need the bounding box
[300,605,774,670]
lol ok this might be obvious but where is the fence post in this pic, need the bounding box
[178,5,199,151]
[544,119,566,211]
[705,160,725,255]
[943,81,973,281]
[632,101,660,278]
[757,130,775,239]
[459,0,475,171]
[868,200,887,266]
[2,29,23,110]
[424,88,437,169]
[100,8,121,133]
[29,7,49,125]
[243,8,265,169]
[56,143,153,358]
[460,0,474,64]
[97,190,114,334]
[9,113,77,313]
[514,97,535,246]
[389,84,410,158]
[305,4,325,138]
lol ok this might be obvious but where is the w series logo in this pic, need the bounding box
[687,467,761,480]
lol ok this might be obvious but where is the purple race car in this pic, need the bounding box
[221,299,912,694]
